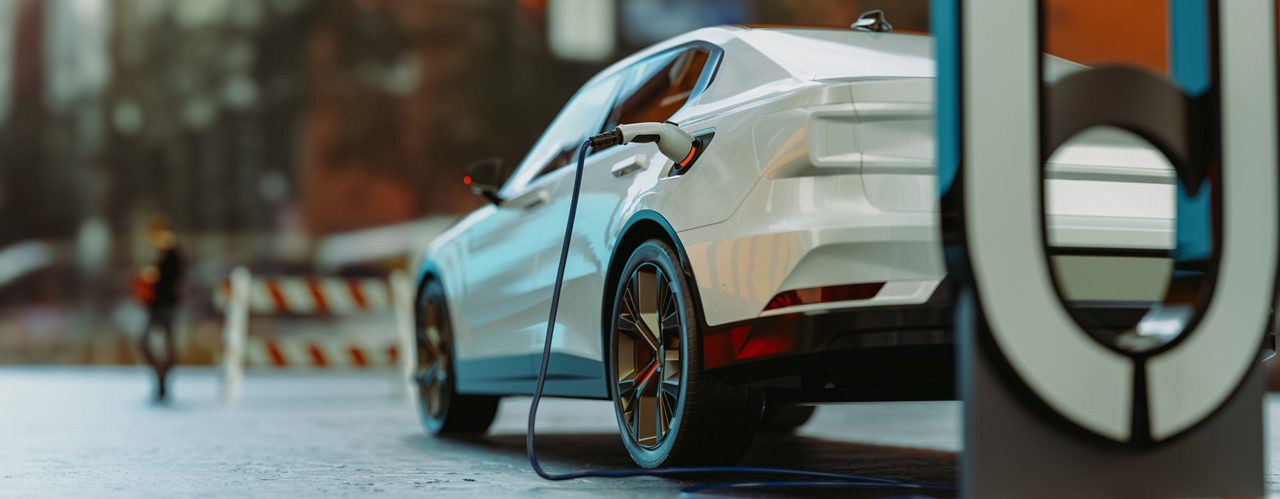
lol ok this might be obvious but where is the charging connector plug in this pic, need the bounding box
[588,129,623,150]
[588,122,701,170]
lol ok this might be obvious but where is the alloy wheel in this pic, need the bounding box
[613,263,684,449]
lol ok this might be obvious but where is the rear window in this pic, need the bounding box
[600,47,713,135]
[612,49,710,124]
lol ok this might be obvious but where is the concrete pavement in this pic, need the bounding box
[0,367,1270,497]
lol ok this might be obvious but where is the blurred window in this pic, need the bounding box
[605,47,711,132]
[503,73,624,195]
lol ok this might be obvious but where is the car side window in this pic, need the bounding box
[602,47,712,137]
[503,73,623,195]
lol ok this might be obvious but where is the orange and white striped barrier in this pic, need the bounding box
[243,336,400,369]
[217,267,415,401]
[214,275,396,316]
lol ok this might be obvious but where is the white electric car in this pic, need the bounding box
[413,24,1188,467]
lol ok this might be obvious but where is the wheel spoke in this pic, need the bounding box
[655,360,668,443]
[637,269,666,353]
[660,309,681,334]
[424,326,444,355]
[659,380,678,438]
[633,358,659,394]
[420,303,446,354]
[634,358,659,443]
[631,385,642,439]
[657,269,678,319]
[622,285,661,353]
[616,380,637,432]
[620,286,641,324]
[616,378,636,400]
[416,361,440,386]
[633,318,661,355]
[629,269,644,316]
[616,308,641,335]
[654,270,680,355]
[654,349,664,441]
[418,360,447,417]
[661,378,679,399]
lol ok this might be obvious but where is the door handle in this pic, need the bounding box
[611,155,649,177]
[508,189,550,209]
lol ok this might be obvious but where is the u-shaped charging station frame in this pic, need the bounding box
[934,0,1278,496]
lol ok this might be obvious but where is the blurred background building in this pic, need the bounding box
[0,0,1172,365]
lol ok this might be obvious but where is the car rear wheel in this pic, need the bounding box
[416,279,499,435]
[608,239,764,468]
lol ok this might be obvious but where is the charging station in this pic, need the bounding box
[934,0,1278,496]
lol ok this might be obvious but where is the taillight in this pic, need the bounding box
[764,282,885,311]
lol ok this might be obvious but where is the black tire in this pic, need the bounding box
[608,239,765,468]
[415,279,499,435]
[760,403,816,433]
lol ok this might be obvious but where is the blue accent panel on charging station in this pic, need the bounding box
[1173,183,1212,262]
[932,0,960,198]
[1169,0,1213,263]
[1169,0,1211,98]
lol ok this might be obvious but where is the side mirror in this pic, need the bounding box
[464,158,506,205]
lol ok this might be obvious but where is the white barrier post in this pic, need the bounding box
[390,270,415,400]
[220,266,251,402]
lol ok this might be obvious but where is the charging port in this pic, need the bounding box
[670,129,715,176]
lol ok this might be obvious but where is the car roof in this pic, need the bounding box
[586,26,935,87]
[734,27,936,80]
[589,26,1082,88]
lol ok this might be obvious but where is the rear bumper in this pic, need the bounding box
[703,287,1276,402]
[680,174,1176,328]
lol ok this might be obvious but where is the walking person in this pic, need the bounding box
[134,218,185,402]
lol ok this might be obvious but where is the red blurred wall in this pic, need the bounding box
[1044,0,1168,73]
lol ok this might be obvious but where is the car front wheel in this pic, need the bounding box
[415,279,499,435]
[608,239,764,468]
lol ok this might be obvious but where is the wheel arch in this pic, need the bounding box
[414,259,444,305]
[413,259,451,372]
[600,210,709,397]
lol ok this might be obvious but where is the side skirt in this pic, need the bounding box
[454,353,609,399]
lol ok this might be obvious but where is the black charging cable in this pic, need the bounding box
[525,138,956,495]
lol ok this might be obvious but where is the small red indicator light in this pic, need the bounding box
[764,282,885,311]
[463,175,472,186]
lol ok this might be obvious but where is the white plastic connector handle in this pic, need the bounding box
[615,122,698,167]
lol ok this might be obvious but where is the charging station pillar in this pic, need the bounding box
[959,289,1266,497]
[933,0,1277,496]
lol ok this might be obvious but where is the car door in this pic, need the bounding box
[453,73,624,390]
[530,46,718,397]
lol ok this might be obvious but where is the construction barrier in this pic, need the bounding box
[215,267,415,401]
